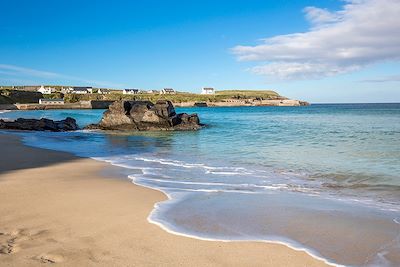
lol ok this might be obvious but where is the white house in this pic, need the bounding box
[98,88,112,94]
[201,87,215,95]
[39,98,64,105]
[147,89,159,94]
[37,85,55,95]
[70,87,93,94]
[123,89,139,95]
[160,88,176,94]
[60,87,73,94]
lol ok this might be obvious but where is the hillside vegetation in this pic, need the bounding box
[63,90,283,103]
[0,89,43,104]
[1,89,283,104]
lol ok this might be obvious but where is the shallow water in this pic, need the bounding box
[2,103,400,266]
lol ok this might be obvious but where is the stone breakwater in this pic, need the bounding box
[86,100,202,131]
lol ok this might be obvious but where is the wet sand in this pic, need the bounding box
[0,133,329,266]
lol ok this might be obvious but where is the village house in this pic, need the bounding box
[38,98,65,105]
[98,88,112,94]
[123,89,139,95]
[147,89,159,94]
[201,87,215,95]
[60,87,72,94]
[160,88,176,94]
[61,86,93,95]
[37,85,55,95]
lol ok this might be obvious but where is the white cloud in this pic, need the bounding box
[0,64,125,88]
[303,6,341,27]
[0,64,59,78]
[232,0,400,80]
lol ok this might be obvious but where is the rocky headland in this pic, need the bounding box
[86,100,202,131]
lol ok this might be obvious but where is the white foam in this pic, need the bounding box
[89,155,399,267]
[123,170,341,266]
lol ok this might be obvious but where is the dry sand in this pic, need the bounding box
[0,133,329,266]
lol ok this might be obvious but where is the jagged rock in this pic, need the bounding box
[0,117,78,132]
[86,100,202,131]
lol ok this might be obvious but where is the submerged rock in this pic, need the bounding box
[86,100,202,131]
[0,117,78,132]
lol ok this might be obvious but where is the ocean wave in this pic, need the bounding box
[93,154,400,212]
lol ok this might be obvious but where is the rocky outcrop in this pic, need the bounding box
[86,100,202,131]
[0,117,78,131]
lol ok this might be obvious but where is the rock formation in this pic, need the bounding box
[0,117,78,132]
[86,100,202,131]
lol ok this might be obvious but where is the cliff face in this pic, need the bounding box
[86,100,202,131]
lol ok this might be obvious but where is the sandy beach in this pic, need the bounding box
[0,133,328,266]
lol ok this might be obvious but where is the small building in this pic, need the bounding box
[147,89,159,94]
[98,88,112,94]
[60,87,73,94]
[123,89,139,95]
[201,87,215,95]
[39,98,65,105]
[37,85,55,95]
[160,88,176,94]
[69,87,93,94]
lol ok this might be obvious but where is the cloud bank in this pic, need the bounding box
[232,0,400,80]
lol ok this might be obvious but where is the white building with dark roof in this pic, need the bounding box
[62,87,93,94]
[123,89,139,95]
[201,87,215,95]
[160,88,176,94]
[98,88,112,94]
[37,85,55,95]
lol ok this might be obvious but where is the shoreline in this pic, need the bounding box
[131,178,340,267]
[0,133,329,266]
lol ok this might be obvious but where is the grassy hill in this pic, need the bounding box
[0,88,284,104]
[63,90,283,103]
[216,90,280,99]
[0,89,43,104]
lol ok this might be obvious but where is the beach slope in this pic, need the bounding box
[0,134,328,266]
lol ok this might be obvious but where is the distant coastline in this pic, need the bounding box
[0,87,309,110]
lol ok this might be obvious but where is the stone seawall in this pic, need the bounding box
[11,101,114,110]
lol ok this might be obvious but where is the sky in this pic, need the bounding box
[0,0,399,103]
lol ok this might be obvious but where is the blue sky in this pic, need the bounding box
[0,0,399,103]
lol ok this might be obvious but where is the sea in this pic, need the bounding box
[1,103,399,266]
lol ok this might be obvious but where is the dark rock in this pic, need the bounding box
[86,100,202,131]
[0,117,78,132]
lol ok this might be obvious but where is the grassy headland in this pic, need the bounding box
[1,88,284,104]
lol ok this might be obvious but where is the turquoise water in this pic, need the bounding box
[1,104,400,266]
